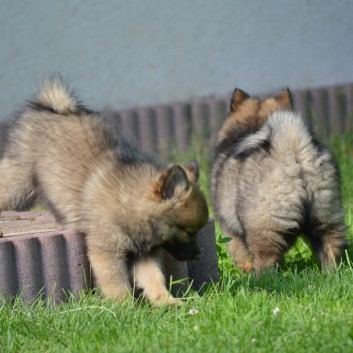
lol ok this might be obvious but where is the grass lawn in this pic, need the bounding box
[1,135,353,353]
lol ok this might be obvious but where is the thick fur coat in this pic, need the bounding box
[0,78,209,305]
[211,88,346,272]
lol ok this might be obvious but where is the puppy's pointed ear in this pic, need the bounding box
[183,160,199,183]
[230,88,250,113]
[275,88,293,110]
[158,166,189,200]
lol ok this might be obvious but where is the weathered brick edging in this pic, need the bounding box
[102,82,353,157]
[0,212,218,303]
[1,83,352,159]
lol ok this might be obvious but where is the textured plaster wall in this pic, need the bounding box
[0,0,353,120]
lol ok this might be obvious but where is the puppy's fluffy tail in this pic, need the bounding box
[31,76,82,115]
[234,111,310,158]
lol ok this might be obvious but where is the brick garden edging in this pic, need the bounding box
[0,211,218,303]
[101,82,353,157]
[1,83,352,159]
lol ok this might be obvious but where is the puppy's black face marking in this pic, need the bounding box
[162,235,200,261]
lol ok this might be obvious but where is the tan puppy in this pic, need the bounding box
[211,88,346,273]
[0,78,209,306]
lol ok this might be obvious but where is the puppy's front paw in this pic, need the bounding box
[150,293,184,307]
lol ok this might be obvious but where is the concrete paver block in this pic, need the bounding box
[0,212,218,303]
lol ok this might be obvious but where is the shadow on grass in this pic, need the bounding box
[214,246,353,299]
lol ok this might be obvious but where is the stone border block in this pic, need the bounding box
[0,212,218,303]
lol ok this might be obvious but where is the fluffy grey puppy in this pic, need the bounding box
[211,88,346,273]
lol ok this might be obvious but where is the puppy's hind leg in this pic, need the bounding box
[304,152,347,267]
[247,230,288,275]
[308,225,346,268]
[132,252,182,307]
[227,235,254,272]
[307,169,347,268]
[0,157,37,211]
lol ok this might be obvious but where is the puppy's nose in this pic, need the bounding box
[190,247,201,260]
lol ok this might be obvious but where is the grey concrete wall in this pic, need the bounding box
[1,0,353,120]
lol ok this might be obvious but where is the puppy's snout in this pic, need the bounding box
[192,253,201,261]
[185,245,200,261]
[192,246,200,258]
[162,240,200,261]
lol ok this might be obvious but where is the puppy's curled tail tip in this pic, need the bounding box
[32,76,80,115]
